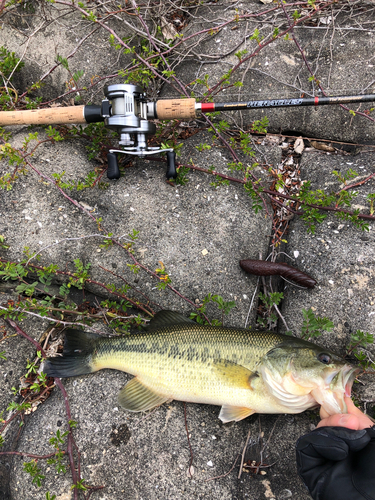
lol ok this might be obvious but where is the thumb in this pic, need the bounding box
[317,413,361,430]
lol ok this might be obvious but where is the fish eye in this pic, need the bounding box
[318,353,332,364]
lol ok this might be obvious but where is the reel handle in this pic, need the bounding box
[166,151,177,179]
[107,152,120,180]
[107,149,177,180]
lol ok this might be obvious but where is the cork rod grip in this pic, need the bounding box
[0,106,86,126]
[156,98,196,120]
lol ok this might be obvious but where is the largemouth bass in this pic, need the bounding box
[44,310,360,423]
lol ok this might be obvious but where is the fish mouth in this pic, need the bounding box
[311,365,361,415]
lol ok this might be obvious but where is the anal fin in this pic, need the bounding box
[118,377,170,413]
[219,404,255,423]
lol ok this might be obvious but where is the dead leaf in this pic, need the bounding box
[160,16,178,40]
[310,140,335,152]
[294,137,305,154]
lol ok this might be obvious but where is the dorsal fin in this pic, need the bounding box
[145,310,195,331]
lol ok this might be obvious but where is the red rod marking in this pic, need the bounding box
[314,97,319,106]
[201,103,215,112]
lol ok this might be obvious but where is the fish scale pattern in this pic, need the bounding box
[45,311,356,418]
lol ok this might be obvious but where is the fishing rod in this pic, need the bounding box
[1,84,374,180]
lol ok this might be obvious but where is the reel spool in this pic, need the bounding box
[102,84,176,180]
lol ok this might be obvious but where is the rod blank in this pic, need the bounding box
[0,94,374,126]
[199,94,375,114]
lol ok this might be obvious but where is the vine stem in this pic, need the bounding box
[129,0,189,97]
[206,0,337,96]
[171,161,375,222]
[195,116,272,219]
[281,2,375,123]
[0,256,154,316]
[0,408,24,434]
[53,377,79,500]
[0,450,63,459]
[18,1,339,109]
[98,264,162,310]
[0,306,110,333]
[20,157,97,223]
[205,453,241,482]
[5,319,47,357]
[335,172,375,195]
[1,134,212,318]
[117,244,212,324]
[53,0,182,95]
[2,320,84,498]
[238,428,251,479]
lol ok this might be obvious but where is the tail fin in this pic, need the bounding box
[43,329,99,378]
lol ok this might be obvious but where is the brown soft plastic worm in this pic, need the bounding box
[239,259,317,288]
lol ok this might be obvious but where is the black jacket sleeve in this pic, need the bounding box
[296,426,375,500]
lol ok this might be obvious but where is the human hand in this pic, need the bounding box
[296,398,375,500]
[318,396,373,431]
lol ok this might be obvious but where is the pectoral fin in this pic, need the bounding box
[212,359,258,389]
[118,378,170,412]
[219,405,255,423]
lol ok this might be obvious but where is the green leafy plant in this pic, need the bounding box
[251,117,269,134]
[56,54,85,96]
[296,176,371,234]
[25,352,43,376]
[367,193,375,215]
[250,28,263,45]
[48,429,69,474]
[0,46,25,109]
[257,292,284,329]
[243,176,264,214]
[292,10,301,21]
[0,235,9,249]
[235,48,248,61]
[155,261,171,290]
[71,478,88,491]
[23,460,45,487]
[195,143,211,152]
[189,293,236,325]
[68,259,91,290]
[175,165,190,185]
[16,281,39,297]
[301,308,334,340]
[347,330,375,371]
[79,121,118,161]
[0,46,25,83]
